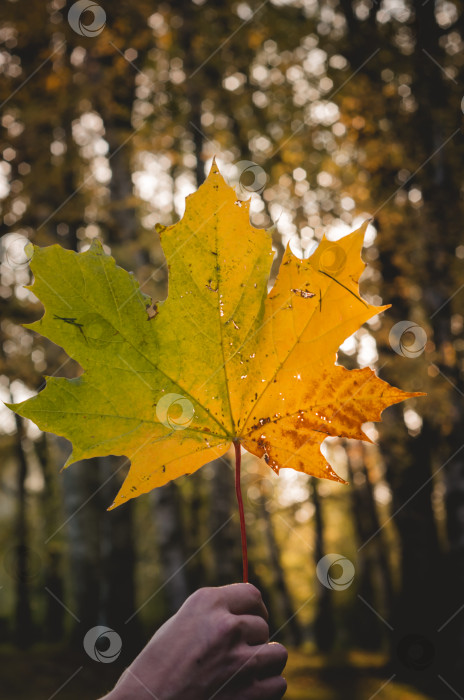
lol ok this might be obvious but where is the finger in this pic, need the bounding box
[237,615,269,645]
[253,642,288,678]
[222,583,269,621]
[249,674,287,700]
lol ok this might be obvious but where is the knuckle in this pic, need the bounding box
[247,583,262,604]
[236,616,268,644]
[189,586,221,609]
[217,611,237,640]
[189,586,209,604]
[212,586,230,608]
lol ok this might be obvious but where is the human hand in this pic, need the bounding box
[106,583,287,700]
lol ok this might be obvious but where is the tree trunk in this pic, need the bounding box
[151,482,190,615]
[411,1,464,684]
[259,494,303,646]
[35,433,65,642]
[185,473,208,591]
[311,479,335,652]
[346,442,393,649]
[11,401,33,648]
[56,436,102,643]
[379,411,445,692]
[98,456,138,651]
[208,457,242,585]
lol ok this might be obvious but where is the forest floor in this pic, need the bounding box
[0,645,436,700]
[284,649,434,700]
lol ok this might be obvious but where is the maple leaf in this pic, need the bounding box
[8,161,424,509]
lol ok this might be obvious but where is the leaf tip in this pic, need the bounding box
[360,217,372,231]
[61,451,77,471]
[155,222,167,236]
[22,320,39,333]
[361,430,376,445]
[89,238,104,254]
[209,156,220,175]
[324,463,348,484]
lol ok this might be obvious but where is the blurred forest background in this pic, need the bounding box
[0,0,463,698]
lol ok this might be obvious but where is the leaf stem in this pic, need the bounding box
[234,439,248,583]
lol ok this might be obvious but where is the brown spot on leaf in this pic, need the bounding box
[291,288,316,299]
[281,427,309,450]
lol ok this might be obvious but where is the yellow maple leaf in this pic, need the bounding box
[8,161,424,510]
